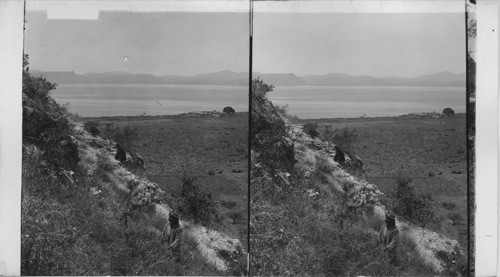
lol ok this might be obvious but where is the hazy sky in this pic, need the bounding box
[254,13,465,77]
[25,11,249,75]
[25,11,465,78]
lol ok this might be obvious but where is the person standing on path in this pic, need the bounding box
[162,212,183,263]
[379,210,400,266]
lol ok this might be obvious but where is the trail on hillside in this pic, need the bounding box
[74,123,245,272]
[289,123,463,273]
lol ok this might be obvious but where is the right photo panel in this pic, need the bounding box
[250,1,471,276]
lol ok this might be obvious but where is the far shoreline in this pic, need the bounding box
[79,111,249,121]
[299,112,466,123]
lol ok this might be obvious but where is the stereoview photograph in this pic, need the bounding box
[21,7,249,276]
[250,7,472,276]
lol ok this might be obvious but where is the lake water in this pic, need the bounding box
[269,86,465,119]
[51,84,248,117]
[52,84,465,119]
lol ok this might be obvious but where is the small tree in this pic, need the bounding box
[84,120,101,136]
[321,125,358,154]
[178,174,219,225]
[442,108,455,116]
[223,106,235,114]
[333,126,358,153]
[102,123,138,151]
[303,122,319,138]
[392,174,435,227]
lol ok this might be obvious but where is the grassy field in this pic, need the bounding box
[307,113,468,252]
[86,113,249,247]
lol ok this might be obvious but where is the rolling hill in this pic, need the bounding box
[30,70,465,87]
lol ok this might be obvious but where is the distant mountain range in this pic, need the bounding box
[30,70,465,87]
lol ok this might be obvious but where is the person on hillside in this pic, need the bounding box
[334,145,345,164]
[162,212,183,263]
[379,210,400,266]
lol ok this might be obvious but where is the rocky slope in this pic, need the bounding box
[289,122,464,273]
[72,122,245,272]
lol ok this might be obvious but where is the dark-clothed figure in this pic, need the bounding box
[162,212,183,263]
[379,211,399,266]
[115,144,127,163]
[334,145,345,164]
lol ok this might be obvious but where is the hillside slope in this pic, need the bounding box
[290,124,463,273]
[21,56,245,275]
[250,78,466,276]
[74,123,245,272]
[23,120,246,275]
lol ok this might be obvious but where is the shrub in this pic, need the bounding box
[114,125,139,150]
[223,106,235,114]
[442,107,455,116]
[391,174,436,227]
[251,78,296,172]
[320,125,359,154]
[84,120,100,136]
[101,123,138,151]
[102,123,118,140]
[177,174,219,225]
[303,122,319,138]
[334,126,358,153]
[22,55,80,171]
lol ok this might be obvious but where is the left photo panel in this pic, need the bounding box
[21,2,249,275]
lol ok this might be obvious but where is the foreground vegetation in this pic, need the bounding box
[250,78,465,276]
[250,78,395,275]
[303,112,468,255]
[84,111,249,246]
[21,55,244,275]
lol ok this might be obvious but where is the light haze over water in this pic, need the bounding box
[52,84,464,119]
[269,85,465,119]
[52,84,248,117]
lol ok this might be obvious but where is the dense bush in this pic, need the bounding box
[442,107,455,116]
[303,122,319,138]
[223,106,235,114]
[391,174,436,227]
[177,174,219,226]
[102,123,139,151]
[22,54,80,171]
[323,125,358,153]
[84,120,101,136]
[251,78,296,172]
